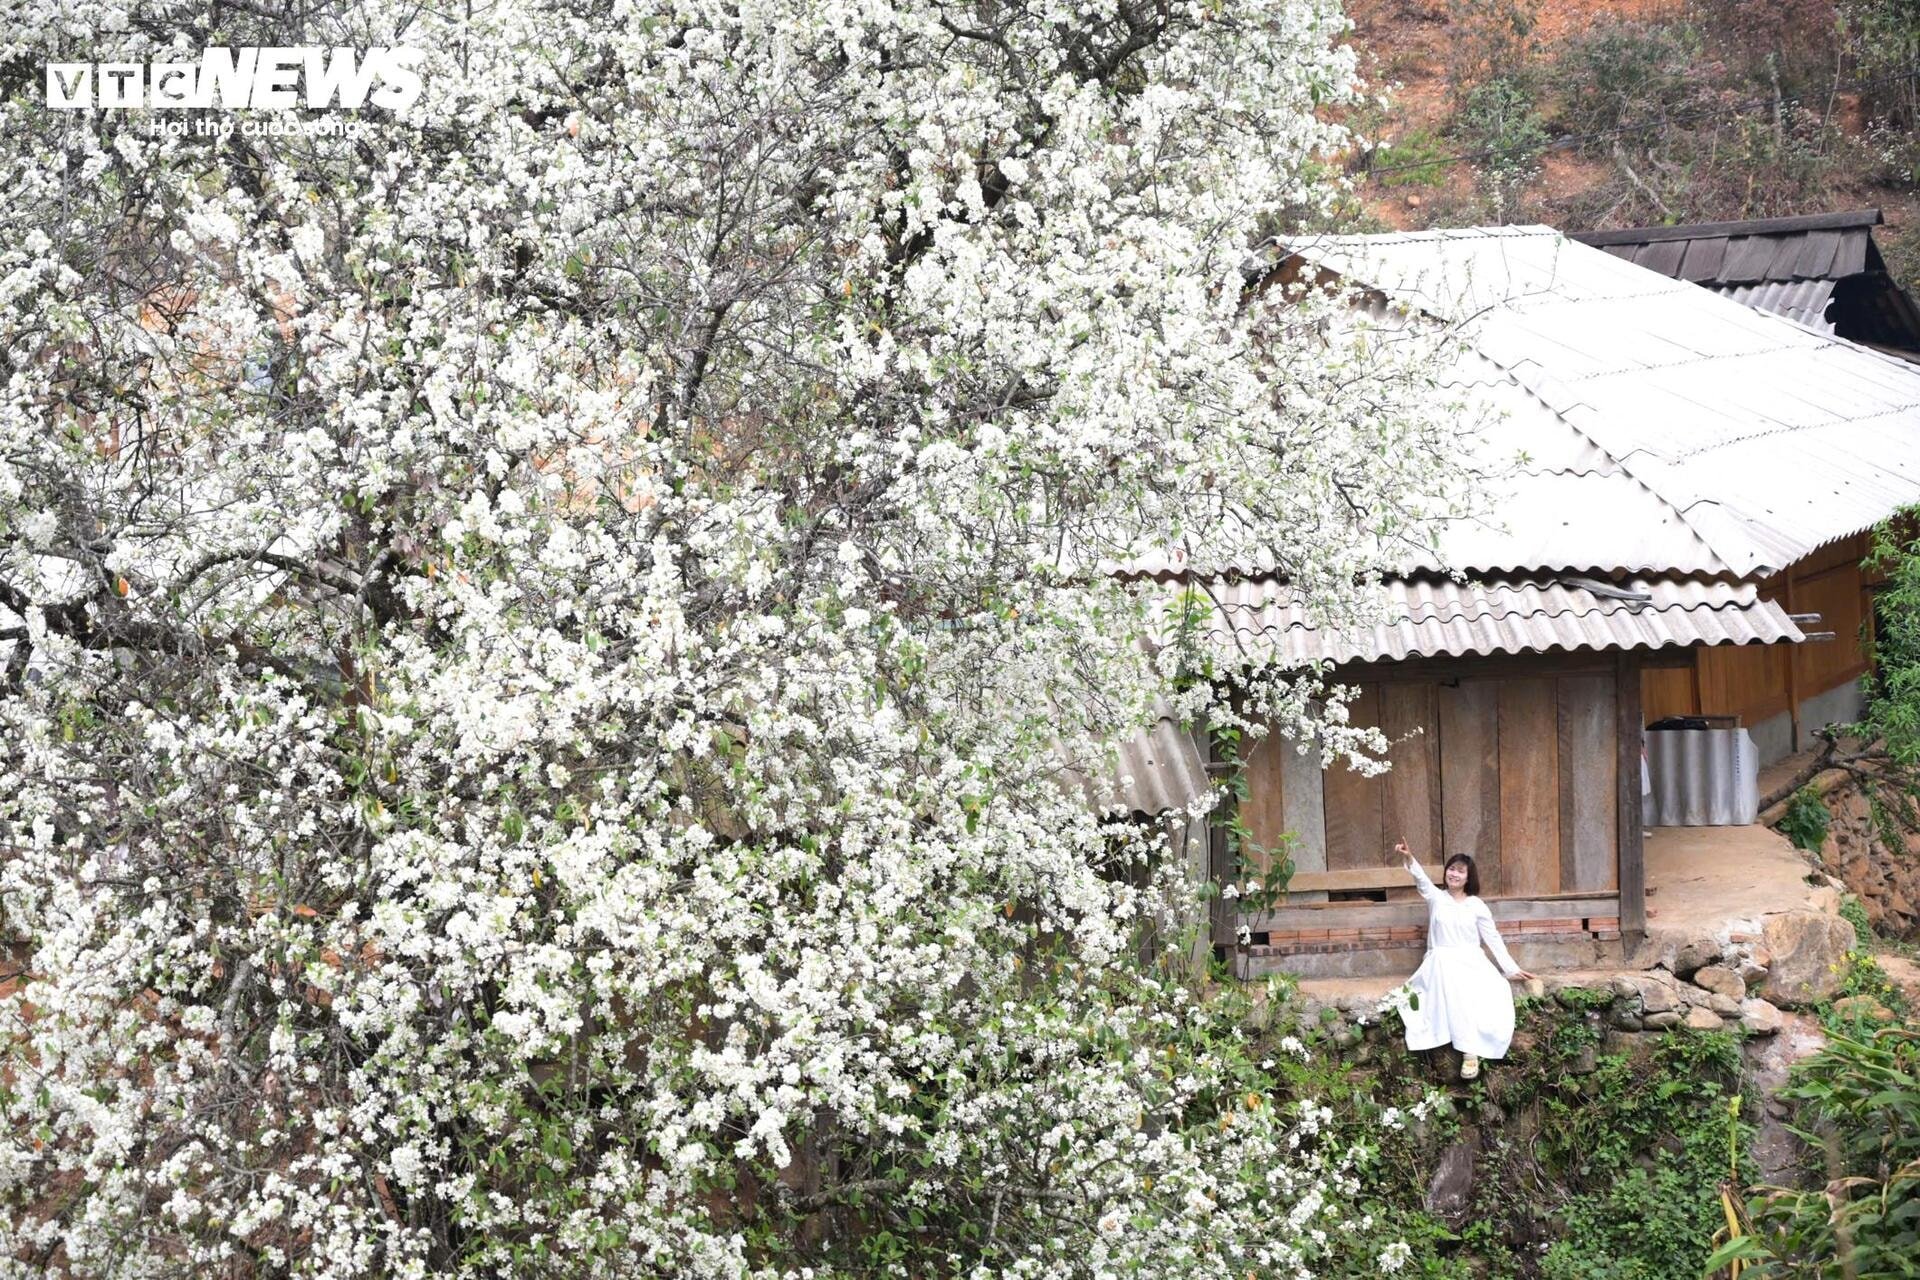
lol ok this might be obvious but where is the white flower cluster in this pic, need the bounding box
[0,0,1477,1275]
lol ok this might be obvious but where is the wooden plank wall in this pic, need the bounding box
[1558,676,1619,892]
[1438,682,1502,892]
[1498,679,1560,895]
[1381,685,1439,900]
[1696,629,1790,728]
[1640,665,1698,723]
[1794,563,1869,693]
[1238,728,1330,902]
[1280,736,1328,894]
[1237,731,1286,882]
[1639,533,1874,730]
[1321,686,1383,872]
[1246,664,1625,901]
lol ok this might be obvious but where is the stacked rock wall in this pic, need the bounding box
[1604,908,1854,1034]
[1791,774,1920,939]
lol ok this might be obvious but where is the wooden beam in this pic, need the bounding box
[1242,893,1621,933]
[1283,865,1445,894]
[1558,680,1576,895]
[1323,645,1789,685]
[1615,652,1647,937]
[1325,652,1616,686]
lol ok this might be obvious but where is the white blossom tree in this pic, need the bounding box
[0,1,1476,1275]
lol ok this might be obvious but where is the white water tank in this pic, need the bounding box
[1644,718,1759,826]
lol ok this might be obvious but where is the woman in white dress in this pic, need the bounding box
[1394,840,1535,1079]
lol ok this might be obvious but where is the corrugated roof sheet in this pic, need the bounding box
[1111,336,1732,580]
[1095,713,1211,818]
[1718,279,1838,330]
[1282,226,1920,579]
[1173,576,1804,666]
[1583,233,1851,330]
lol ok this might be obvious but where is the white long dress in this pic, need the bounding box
[1400,861,1522,1059]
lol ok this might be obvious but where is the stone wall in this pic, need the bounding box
[1792,772,1920,939]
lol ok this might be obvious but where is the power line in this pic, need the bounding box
[1364,62,1920,179]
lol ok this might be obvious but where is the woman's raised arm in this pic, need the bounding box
[1396,840,1440,901]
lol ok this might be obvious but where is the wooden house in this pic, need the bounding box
[1104,226,1920,977]
[1568,211,1920,762]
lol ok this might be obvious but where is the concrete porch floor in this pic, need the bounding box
[1290,822,1839,1009]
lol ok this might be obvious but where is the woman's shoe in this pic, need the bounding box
[1460,1054,1481,1080]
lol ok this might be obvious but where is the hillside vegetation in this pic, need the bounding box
[1342,0,1920,287]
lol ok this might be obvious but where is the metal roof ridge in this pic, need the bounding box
[1293,224,1559,248]
[1568,209,1883,247]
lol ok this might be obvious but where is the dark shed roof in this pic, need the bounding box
[1568,210,1920,355]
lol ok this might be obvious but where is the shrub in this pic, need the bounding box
[1446,0,1542,106]
[1456,77,1548,218]
[1879,221,1920,296]
[1863,119,1920,189]
[1715,1026,1920,1276]
[1816,895,1909,1033]
[1554,20,1708,143]
[1845,0,1920,132]
[1778,786,1832,852]
[1686,0,1846,99]
[1317,995,1752,1279]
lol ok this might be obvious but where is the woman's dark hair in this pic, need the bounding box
[1443,854,1480,897]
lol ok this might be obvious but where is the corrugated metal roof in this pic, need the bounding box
[1111,336,1733,580]
[1096,713,1211,818]
[1172,575,1804,666]
[1645,727,1760,826]
[1282,226,1920,578]
[1718,279,1837,330]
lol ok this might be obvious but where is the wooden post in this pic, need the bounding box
[1615,652,1647,938]
[1205,723,1235,954]
[1784,572,1803,752]
[1180,812,1216,976]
